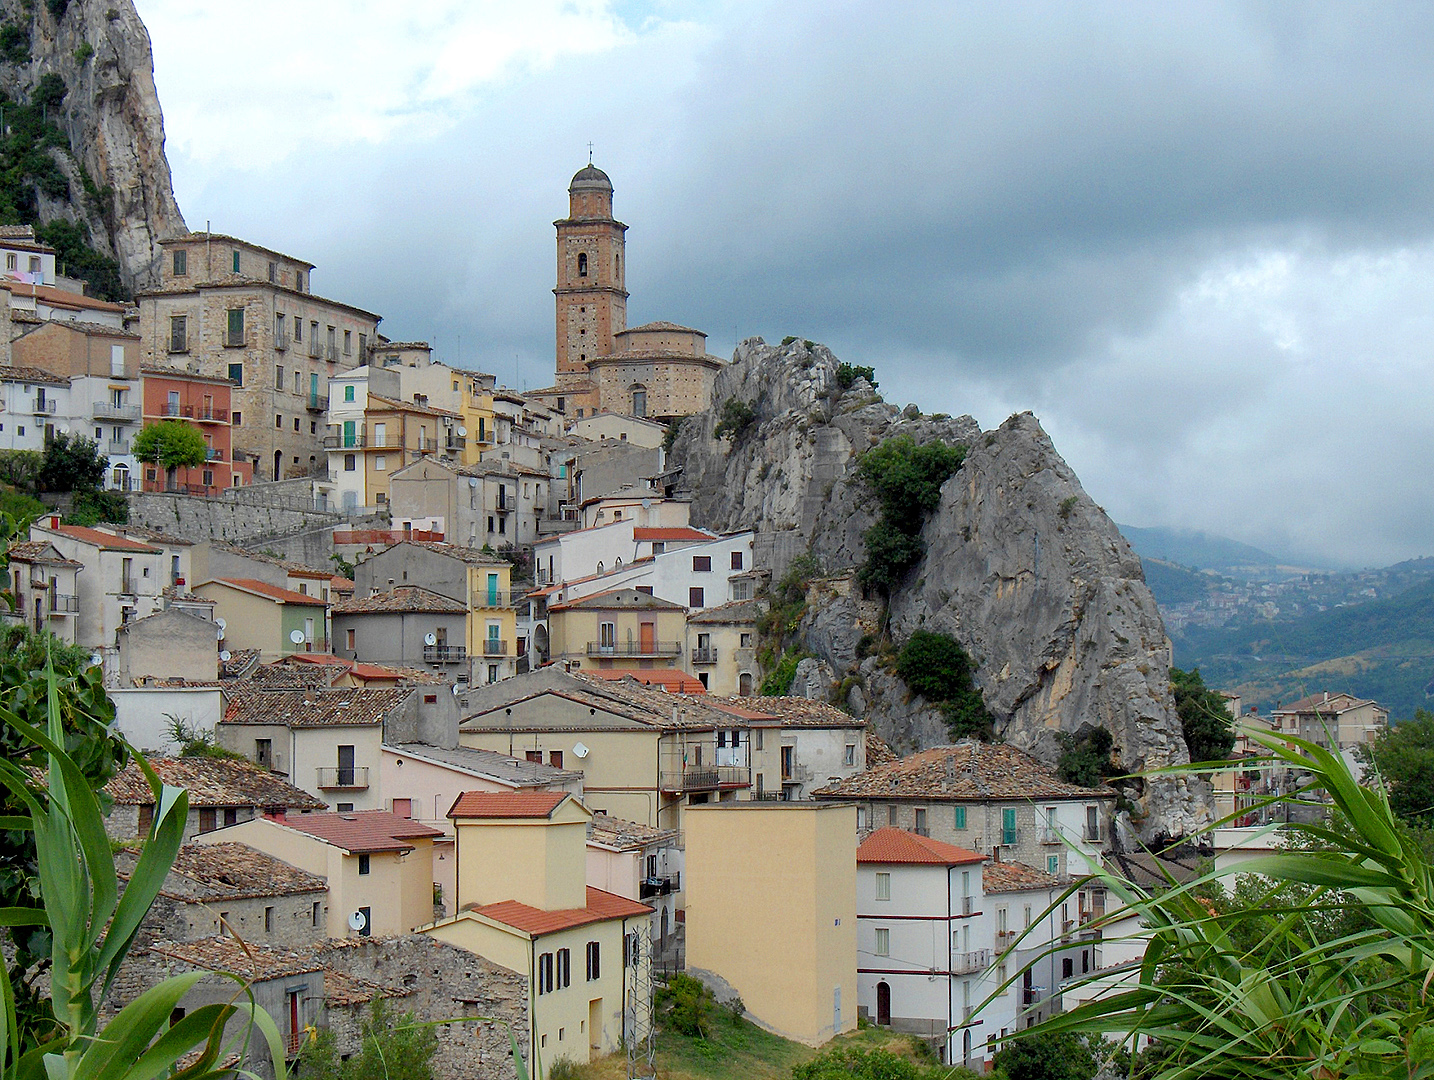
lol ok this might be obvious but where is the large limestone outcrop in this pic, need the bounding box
[671,338,1210,841]
[0,0,186,290]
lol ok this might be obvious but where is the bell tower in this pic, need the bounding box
[553,164,628,406]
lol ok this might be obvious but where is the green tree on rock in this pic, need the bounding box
[1366,707,1434,826]
[1170,666,1235,764]
[132,420,206,489]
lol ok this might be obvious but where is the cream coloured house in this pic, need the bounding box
[547,588,686,672]
[422,791,651,1073]
[684,599,760,695]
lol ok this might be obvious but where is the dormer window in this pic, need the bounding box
[577,252,588,277]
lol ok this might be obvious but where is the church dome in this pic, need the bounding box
[570,164,613,191]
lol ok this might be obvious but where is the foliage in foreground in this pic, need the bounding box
[296,1000,438,1080]
[1018,725,1434,1080]
[1365,706,1434,827]
[894,630,993,740]
[791,1045,975,1080]
[855,436,966,592]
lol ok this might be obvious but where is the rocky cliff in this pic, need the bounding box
[671,338,1210,842]
[0,0,185,291]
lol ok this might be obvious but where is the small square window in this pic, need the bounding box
[692,555,712,572]
[233,411,242,426]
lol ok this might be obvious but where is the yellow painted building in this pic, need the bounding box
[684,802,858,1046]
[547,588,687,672]
[421,790,651,1073]
[195,810,442,938]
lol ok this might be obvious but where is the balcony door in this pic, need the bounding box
[337,745,355,788]
[343,420,357,448]
[639,621,656,653]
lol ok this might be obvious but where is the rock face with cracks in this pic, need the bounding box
[670,337,1211,842]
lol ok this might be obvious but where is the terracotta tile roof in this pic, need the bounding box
[323,967,408,1007]
[588,814,679,852]
[116,841,326,901]
[866,734,898,768]
[273,654,448,685]
[222,686,414,728]
[1272,692,1381,715]
[471,886,651,936]
[621,320,704,335]
[219,649,262,679]
[548,587,684,612]
[39,523,159,552]
[232,662,343,689]
[687,599,762,625]
[1,281,127,313]
[105,757,327,810]
[982,860,1061,894]
[631,527,717,542]
[333,586,467,615]
[6,540,83,568]
[366,393,461,419]
[145,937,323,982]
[814,741,1115,802]
[448,790,571,819]
[276,809,444,853]
[395,540,509,566]
[582,669,707,693]
[203,577,328,606]
[720,695,865,728]
[857,828,985,866]
[331,576,356,594]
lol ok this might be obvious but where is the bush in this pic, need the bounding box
[1057,726,1116,787]
[38,431,107,493]
[836,363,878,391]
[0,23,30,64]
[792,1046,977,1080]
[760,650,807,696]
[714,397,757,441]
[1170,666,1235,764]
[856,435,966,591]
[896,630,994,739]
[663,415,689,452]
[655,972,735,1038]
[992,1030,1102,1080]
[297,1000,438,1080]
[65,488,127,527]
[133,420,207,469]
[0,449,43,492]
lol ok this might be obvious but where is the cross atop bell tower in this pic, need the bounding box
[553,163,628,401]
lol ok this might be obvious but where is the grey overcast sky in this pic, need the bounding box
[134,1,1434,569]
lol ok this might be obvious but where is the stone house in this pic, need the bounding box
[111,604,219,686]
[423,791,652,1072]
[135,232,381,483]
[119,840,329,948]
[332,585,469,677]
[198,809,444,940]
[103,755,328,842]
[814,741,1116,879]
[4,539,83,644]
[683,599,760,695]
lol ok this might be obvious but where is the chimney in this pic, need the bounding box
[48,514,60,529]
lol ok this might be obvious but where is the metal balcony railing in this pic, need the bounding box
[1040,828,1063,845]
[323,434,366,449]
[474,591,510,608]
[93,402,139,421]
[307,394,329,412]
[316,766,369,790]
[308,339,324,359]
[445,435,465,451]
[951,949,990,975]
[586,640,683,657]
[48,593,79,614]
[106,440,130,455]
[482,639,507,656]
[205,448,224,461]
[691,647,718,664]
[659,766,750,793]
[196,408,229,423]
[995,929,1018,950]
[161,403,190,418]
[32,399,56,414]
[639,877,674,899]
[423,644,467,663]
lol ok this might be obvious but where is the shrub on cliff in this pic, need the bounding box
[714,397,756,440]
[856,435,966,591]
[1170,665,1235,764]
[896,630,993,739]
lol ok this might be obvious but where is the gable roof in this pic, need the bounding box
[145,937,324,983]
[982,860,1062,893]
[6,540,83,568]
[116,841,326,902]
[448,790,573,819]
[201,578,329,606]
[815,740,1115,802]
[581,669,707,693]
[222,686,414,728]
[469,886,651,936]
[384,540,509,567]
[105,756,327,810]
[38,523,159,552]
[333,586,468,615]
[386,743,583,787]
[588,814,679,852]
[548,587,685,613]
[857,828,986,866]
[1271,692,1383,715]
[274,809,444,853]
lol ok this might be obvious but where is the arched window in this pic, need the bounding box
[632,388,647,418]
[577,252,588,277]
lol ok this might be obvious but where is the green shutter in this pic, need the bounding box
[955,806,967,830]
[1002,807,1017,845]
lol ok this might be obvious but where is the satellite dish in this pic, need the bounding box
[425,633,437,646]
[215,617,227,630]
[348,910,368,932]
[468,478,478,488]
[572,741,589,759]
[457,427,467,437]
[217,624,226,640]
[290,629,306,644]
[220,650,232,662]
[89,653,103,668]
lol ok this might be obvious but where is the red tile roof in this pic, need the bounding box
[582,669,707,693]
[632,527,718,542]
[472,886,651,936]
[206,578,329,605]
[448,791,571,819]
[983,860,1060,894]
[333,586,467,615]
[105,757,327,810]
[275,809,444,853]
[43,523,159,552]
[857,828,986,866]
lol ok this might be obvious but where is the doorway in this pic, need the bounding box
[876,981,890,1026]
[589,998,602,1054]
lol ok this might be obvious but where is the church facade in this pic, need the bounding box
[537,164,722,424]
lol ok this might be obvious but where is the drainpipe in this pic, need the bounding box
[947,865,954,1063]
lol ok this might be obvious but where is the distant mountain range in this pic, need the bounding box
[1119,524,1285,574]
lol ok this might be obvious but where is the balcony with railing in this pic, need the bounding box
[48,594,79,615]
[161,403,190,418]
[205,447,224,461]
[93,402,140,421]
[316,766,369,790]
[444,434,465,451]
[659,766,750,794]
[196,407,229,423]
[951,948,990,975]
[1040,827,1063,845]
[995,929,1018,951]
[474,591,510,608]
[639,877,674,899]
[586,640,682,658]
[691,647,718,664]
[274,330,290,351]
[959,895,976,917]
[106,439,131,455]
[323,433,367,449]
[32,398,56,414]
[423,644,467,663]
[481,639,508,657]
[307,394,329,412]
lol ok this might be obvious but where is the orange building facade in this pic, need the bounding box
[139,368,252,494]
